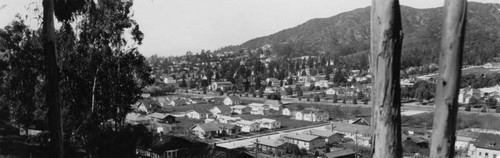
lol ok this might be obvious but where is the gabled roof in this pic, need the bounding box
[193,123,220,132]
[324,149,355,158]
[474,133,500,151]
[236,120,258,126]
[214,105,232,114]
[283,133,321,142]
[226,96,241,102]
[253,118,278,123]
[253,138,284,148]
[264,100,282,107]
[325,122,370,135]
[248,103,265,107]
[304,129,336,138]
[148,112,167,119]
[231,105,250,110]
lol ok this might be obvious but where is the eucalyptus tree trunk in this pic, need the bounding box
[43,0,64,157]
[430,0,467,157]
[369,0,403,157]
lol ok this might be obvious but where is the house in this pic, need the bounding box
[125,113,151,125]
[315,80,330,88]
[480,85,500,99]
[348,117,370,126]
[235,120,260,132]
[215,115,241,124]
[249,103,270,115]
[303,129,339,143]
[294,108,329,122]
[164,115,176,124]
[210,81,233,91]
[264,100,283,111]
[253,118,281,130]
[230,105,251,114]
[253,138,285,155]
[156,97,171,107]
[325,122,371,147]
[169,99,186,107]
[163,76,177,84]
[282,133,325,150]
[402,133,429,149]
[191,122,241,139]
[458,87,481,104]
[223,96,242,106]
[320,149,356,158]
[209,105,232,116]
[326,88,344,95]
[455,128,500,151]
[468,133,500,158]
[266,78,280,87]
[483,62,500,69]
[282,107,293,116]
[148,112,168,122]
[185,110,209,119]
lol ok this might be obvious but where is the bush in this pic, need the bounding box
[481,106,487,113]
[314,95,320,102]
[352,99,357,104]
[363,98,369,105]
[306,97,310,101]
[496,106,500,113]
[465,105,471,111]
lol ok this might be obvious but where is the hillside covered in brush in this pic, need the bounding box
[216,2,500,69]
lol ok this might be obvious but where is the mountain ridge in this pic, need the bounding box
[216,2,500,68]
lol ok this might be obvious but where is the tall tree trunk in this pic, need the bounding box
[430,0,467,157]
[43,0,64,157]
[369,0,403,158]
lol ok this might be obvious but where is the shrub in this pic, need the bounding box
[353,99,357,104]
[464,105,471,111]
[496,106,500,113]
[481,106,487,113]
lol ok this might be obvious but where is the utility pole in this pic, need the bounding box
[430,0,467,157]
[254,139,259,158]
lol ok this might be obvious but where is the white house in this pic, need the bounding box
[223,96,241,106]
[293,108,329,122]
[314,80,330,88]
[467,133,500,158]
[249,103,270,115]
[325,122,371,147]
[163,76,177,84]
[235,120,260,132]
[216,115,241,124]
[281,133,325,150]
[253,118,281,130]
[483,62,500,69]
[210,81,233,91]
[230,105,251,114]
[185,110,208,119]
[264,100,283,111]
[266,78,280,87]
[209,105,232,116]
[458,87,481,104]
[282,108,292,116]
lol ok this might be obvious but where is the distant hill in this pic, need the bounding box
[216,2,500,69]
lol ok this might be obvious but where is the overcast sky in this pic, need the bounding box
[1,0,499,57]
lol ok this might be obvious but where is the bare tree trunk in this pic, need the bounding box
[369,0,403,158]
[43,0,64,157]
[430,0,467,157]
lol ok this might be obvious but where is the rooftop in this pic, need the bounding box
[283,133,320,142]
[474,133,500,151]
[304,129,336,138]
[325,122,370,135]
[253,138,285,148]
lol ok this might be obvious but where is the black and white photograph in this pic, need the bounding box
[1,0,500,157]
